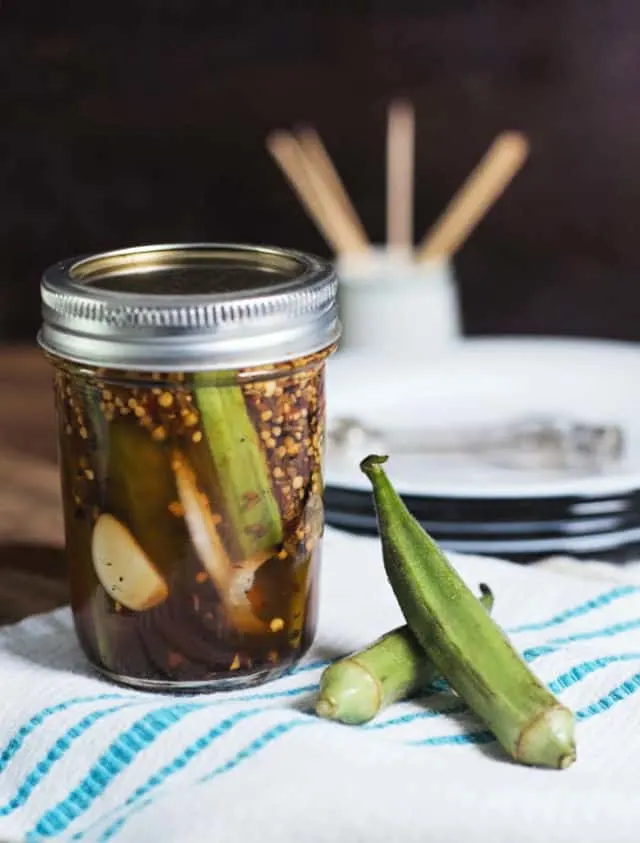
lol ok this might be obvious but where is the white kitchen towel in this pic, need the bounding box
[1,527,640,843]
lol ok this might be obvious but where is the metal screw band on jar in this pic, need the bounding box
[39,243,341,371]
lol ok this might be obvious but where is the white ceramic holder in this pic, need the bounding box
[335,247,462,359]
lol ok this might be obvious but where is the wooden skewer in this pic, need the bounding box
[386,100,415,251]
[266,131,353,255]
[417,131,530,262]
[296,127,369,253]
[297,137,370,255]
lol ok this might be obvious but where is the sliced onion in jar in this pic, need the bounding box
[173,451,271,635]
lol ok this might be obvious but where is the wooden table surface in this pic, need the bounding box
[0,345,69,624]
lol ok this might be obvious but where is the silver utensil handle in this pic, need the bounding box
[328,415,625,471]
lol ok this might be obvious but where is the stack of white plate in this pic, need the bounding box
[323,338,640,563]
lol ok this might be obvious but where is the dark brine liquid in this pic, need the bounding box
[53,352,328,688]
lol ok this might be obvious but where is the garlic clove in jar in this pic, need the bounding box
[92,513,169,611]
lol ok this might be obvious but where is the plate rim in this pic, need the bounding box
[326,335,640,500]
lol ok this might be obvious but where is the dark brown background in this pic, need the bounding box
[2,1,640,343]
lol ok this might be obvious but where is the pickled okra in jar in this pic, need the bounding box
[39,243,340,691]
[54,354,329,688]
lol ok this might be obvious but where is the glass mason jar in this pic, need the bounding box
[38,244,341,692]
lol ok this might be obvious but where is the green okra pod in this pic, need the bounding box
[194,376,283,560]
[360,454,576,770]
[105,424,186,581]
[316,584,494,725]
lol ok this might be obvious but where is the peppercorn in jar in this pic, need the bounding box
[39,244,340,691]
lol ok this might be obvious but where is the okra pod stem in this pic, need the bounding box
[316,584,494,725]
[360,454,576,770]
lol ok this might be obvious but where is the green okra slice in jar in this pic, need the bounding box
[57,418,114,668]
[316,584,494,725]
[360,454,576,770]
[54,375,152,673]
[193,374,283,561]
[104,422,189,585]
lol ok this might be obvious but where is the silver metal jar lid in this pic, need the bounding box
[38,243,341,371]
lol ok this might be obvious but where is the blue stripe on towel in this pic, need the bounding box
[363,704,467,729]
[576,670,640,719]
[522,617,640,662]
[548,653,640,694]
[290,659,333,674]
[410,730,495,747]
[98,718,315,843]
[5,680,318,828]
[0,703,142,816]
[26,683,320,841]
[550,616,640,644]
[0,695,135,778]
[506,585,640,634]
[218,683,319,704]
[26,703,209,839]
[198,718,314,783]
[72,707,268,843]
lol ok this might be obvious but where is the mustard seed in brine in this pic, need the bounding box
[151,426,166,442]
